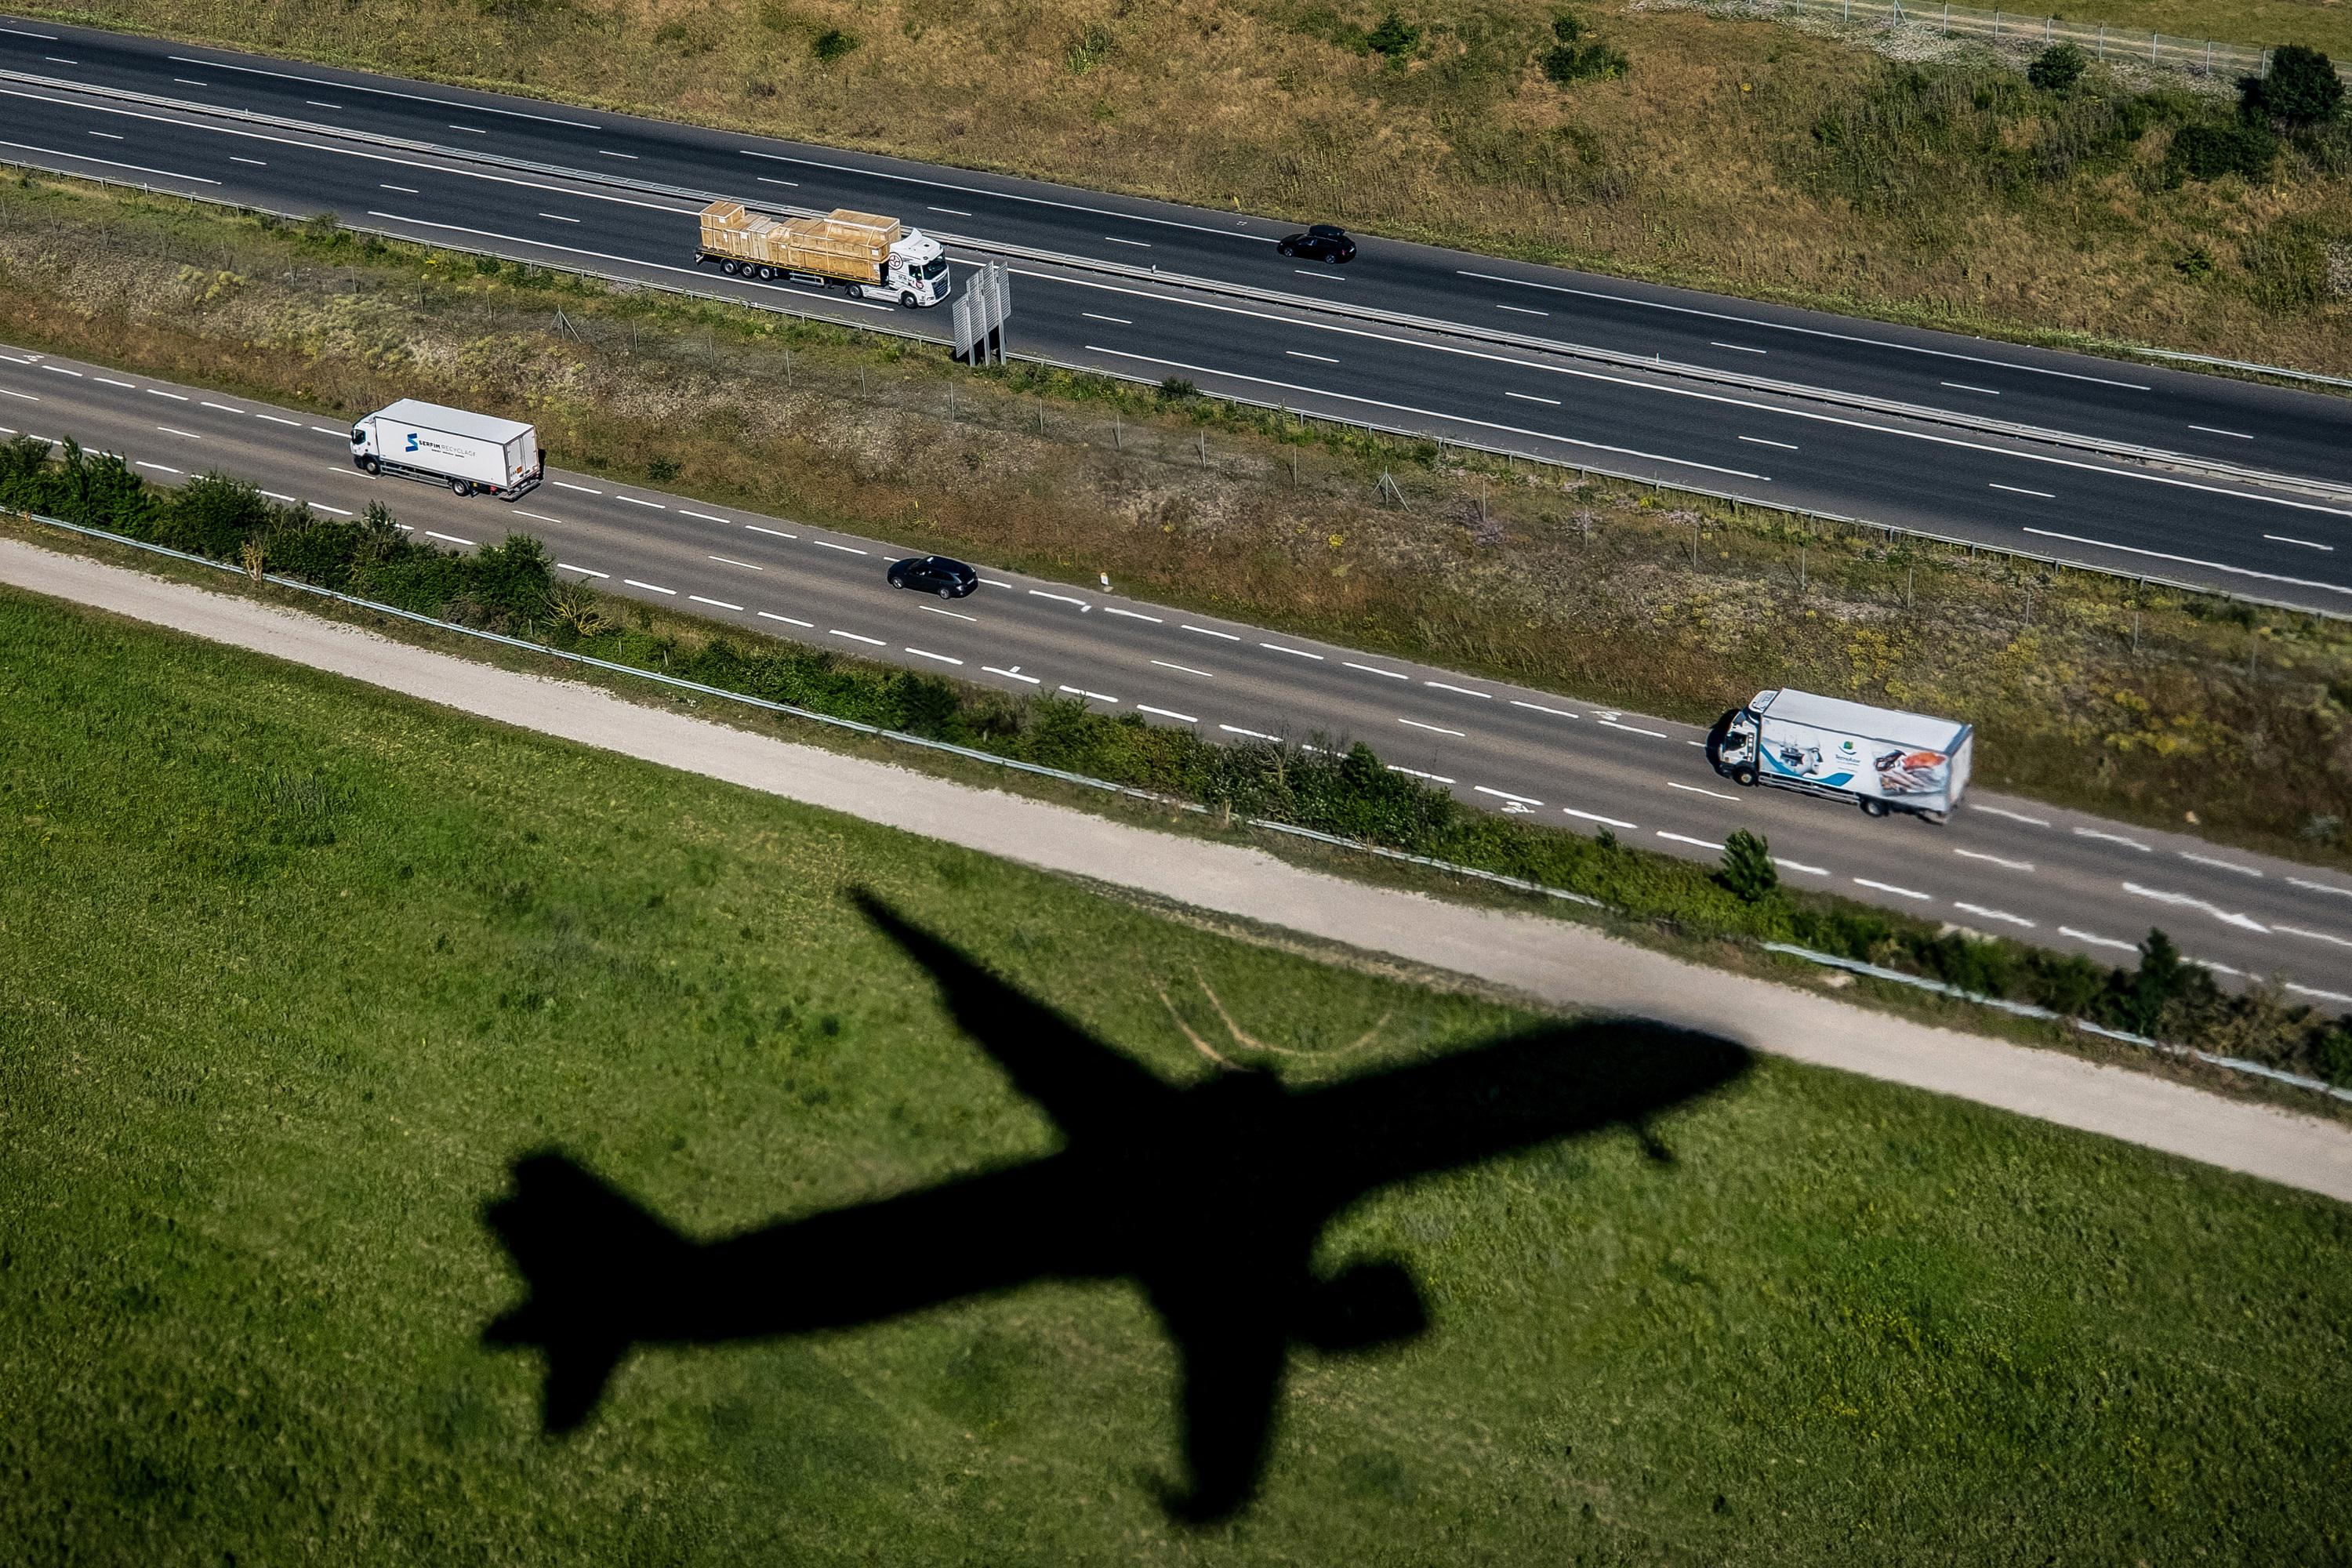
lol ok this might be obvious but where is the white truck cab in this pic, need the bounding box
[867,230,950,307]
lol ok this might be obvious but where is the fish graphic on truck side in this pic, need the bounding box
[1705,688,1972,824]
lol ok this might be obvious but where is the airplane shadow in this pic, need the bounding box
[481,890,1751,1523]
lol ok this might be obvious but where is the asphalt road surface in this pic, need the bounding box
[6,341,2347,1002]
[2,18,2350,613]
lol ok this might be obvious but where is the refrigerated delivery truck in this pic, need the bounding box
[350,400,543,500]
[695,201,951,307]
[1705,688,1973,823]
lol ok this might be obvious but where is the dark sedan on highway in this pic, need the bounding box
[1277,224,1356,264]
[887,554,979,598]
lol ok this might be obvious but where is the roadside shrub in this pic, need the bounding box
[1367,12,1421,63]
[2240,45,2345,127]
[1543,15,1628,86]
[2166,119,2277,183]
[1,442,549,630]
[1718,830,1778,902]
[810,28,858,64]
[646,456,682,482]
[157,471,274,559]
[2027,42,2087,95]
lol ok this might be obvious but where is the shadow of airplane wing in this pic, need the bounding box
[854,889,1175,1136]
[1295,1020,1751,1200]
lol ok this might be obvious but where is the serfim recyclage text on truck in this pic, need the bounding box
[350,400,543,502]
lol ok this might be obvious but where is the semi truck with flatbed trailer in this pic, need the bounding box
[350,400,543,500]
[1705,688,1973,823]
[695,201,951,307]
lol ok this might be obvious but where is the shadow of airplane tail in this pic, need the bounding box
[481,1151,694,1433]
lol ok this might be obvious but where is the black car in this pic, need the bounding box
[1277,224,1356,265]
[887,554,979,598]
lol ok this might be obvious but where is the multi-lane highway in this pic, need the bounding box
[6,339,2347,1000]
[2,17,2351,613]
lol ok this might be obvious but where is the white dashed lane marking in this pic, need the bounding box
[1954,902,2036,929]
[1955,848,2035,873]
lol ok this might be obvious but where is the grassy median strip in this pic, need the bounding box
[5,581,2351,1560]
[7,432,2349,1098]
[1,173,2347,870]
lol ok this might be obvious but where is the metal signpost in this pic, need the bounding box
[951,260,1011,366]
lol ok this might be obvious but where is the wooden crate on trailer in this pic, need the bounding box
[699,200,898,285]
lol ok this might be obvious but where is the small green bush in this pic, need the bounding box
[646,456,682,483]
[1718,830,1779,902]
[1543,38,1628,85]
[811,28,858,63]
[2240,44,2344,127]
[2166,119,2277,182]
[1366,11,1421,63]
[2027,42,2087,95]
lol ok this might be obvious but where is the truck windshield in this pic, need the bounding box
[920,256,948,280]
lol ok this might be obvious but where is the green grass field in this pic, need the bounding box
[2,583,2350,1565]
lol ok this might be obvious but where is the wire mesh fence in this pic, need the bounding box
[1758,0,2352,85]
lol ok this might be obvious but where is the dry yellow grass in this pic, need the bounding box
[45,0,2352,371]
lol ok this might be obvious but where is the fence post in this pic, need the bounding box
[2044,15,2051,41]
[2151,30,2159,61]
[1992,9,1999,38]
[2096,23,2104,59]
[1942,2,1949,34]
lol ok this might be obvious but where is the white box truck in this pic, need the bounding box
[1705,688,1973,823]
[350,399,543,500]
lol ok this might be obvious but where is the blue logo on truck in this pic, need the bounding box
[405,433,420,452]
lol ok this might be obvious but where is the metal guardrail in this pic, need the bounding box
[12,507,2344,1104]
[1762,943,2352,1102]
[2,69,2346,625]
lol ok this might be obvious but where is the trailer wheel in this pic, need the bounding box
[1859,797,1889,818]
[720,258,740,276]
[757,265,778,281]
[449,477,474,498]
[1732,765,1757,787]
[360,456,380,475]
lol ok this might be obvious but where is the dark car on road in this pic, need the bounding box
[887,554,979,598]
[1277,224,1356,264]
